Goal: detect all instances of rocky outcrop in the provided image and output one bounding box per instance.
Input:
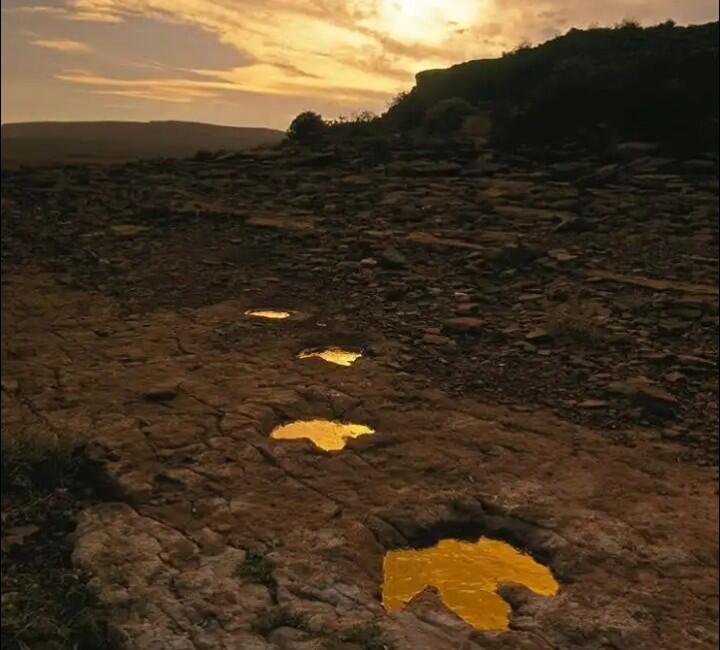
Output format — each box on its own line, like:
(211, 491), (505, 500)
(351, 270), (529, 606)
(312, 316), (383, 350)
(388, 21), (719, 151)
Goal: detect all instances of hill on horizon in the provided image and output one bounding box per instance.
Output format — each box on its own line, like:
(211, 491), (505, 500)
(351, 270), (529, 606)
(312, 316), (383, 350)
(1, 120), (285, 167)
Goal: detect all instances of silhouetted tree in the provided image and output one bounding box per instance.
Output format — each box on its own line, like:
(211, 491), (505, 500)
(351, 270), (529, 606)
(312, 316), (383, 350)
(287, 112), (326, 142)
(385, 91), (425, 129)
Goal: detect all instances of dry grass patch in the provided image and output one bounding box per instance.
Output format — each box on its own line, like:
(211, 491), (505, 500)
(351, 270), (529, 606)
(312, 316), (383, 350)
(1, 430), (114, 649)
(250, 607), (306, 635)
(323, 624), (396, 650)
(544, 296), (610, 345)
(1, 430), (83, 492)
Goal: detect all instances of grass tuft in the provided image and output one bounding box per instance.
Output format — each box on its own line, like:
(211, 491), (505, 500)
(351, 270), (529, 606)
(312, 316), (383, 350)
(1, 430), (83, 492)
(544, 296), (608, 345)
(324, 623), (396, 650)
(235, 550), (275, 587)
(1, 568), (112, 649)
(1, 430), (114, 649)
(250, 607), (306, 635)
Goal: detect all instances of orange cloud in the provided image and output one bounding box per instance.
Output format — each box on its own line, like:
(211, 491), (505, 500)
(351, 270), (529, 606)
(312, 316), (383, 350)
(56, 67), (391, 104)
(55, 69), (229, 102)
(11, 4), (123, 22)
(31, 38), (94, 52)
(30, 0), (719, 114)
(67, 12), (124, 23)
(62, 0), (465, 100)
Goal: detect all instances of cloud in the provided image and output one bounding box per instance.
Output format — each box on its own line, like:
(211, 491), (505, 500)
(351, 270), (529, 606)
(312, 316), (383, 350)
(55, 66), (392, 104)
(48, 0), (465, 110)
(62, 1), (452, 77)
(67, 11), (124, 22)
(31, 37), (93, 52)
(11, 5), (68, 16)
(55, 68), (229, 102)
(6, 2), (123, 22)
(4, 0), (719, 125)
(58, 0), (718, 95)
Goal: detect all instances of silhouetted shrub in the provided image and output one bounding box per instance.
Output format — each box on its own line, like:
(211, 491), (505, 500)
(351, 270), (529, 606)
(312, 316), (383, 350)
(424, 98), (474, 135)
(614, 18), (642, 30)
(332, 111), (377, 125)
(502, 40), (532, 57)
(326, 111), (384, 138)
(287, 111), (327, 142)
(385, 91), (426, 130)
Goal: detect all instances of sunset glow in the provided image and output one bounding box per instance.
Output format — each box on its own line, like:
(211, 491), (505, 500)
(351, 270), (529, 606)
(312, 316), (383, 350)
(375, 0), (484, 42)
(2, 0), (718, 127)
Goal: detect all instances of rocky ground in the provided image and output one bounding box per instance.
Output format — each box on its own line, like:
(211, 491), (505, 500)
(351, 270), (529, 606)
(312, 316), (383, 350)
(1, 138), (718, 649)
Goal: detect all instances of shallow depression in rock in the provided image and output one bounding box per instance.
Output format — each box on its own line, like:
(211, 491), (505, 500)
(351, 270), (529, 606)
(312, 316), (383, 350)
(244, 309), (291, 320)
(382, 537), (558, 630)
(298, 347), (362, 366)
(270, 419), (374, 451)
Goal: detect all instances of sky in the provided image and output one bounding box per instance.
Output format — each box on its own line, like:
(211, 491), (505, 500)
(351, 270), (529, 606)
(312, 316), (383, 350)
(2, 0), (718, 129)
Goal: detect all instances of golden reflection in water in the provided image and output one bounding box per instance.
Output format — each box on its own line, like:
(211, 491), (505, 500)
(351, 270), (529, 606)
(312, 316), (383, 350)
(245, 309), (291, 319)
(270, 419), (374, 451)
(298, 347), (362, 367)
(383, 538), (558, 630)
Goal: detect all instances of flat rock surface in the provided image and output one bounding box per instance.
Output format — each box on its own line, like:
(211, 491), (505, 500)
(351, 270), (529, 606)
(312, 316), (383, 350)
(2, 140), (718, 649)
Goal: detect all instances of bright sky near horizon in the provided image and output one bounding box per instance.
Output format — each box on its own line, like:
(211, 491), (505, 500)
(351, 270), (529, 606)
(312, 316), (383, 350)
(2, 0), (718, 129)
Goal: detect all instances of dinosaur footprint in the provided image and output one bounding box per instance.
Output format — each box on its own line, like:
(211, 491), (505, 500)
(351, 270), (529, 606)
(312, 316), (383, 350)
(383, 537), (558, 630)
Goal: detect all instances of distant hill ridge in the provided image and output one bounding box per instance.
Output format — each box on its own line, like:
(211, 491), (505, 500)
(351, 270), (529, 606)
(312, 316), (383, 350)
(1, 120), (284, 167)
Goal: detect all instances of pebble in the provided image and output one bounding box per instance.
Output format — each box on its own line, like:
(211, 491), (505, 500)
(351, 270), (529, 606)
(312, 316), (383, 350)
(442, 317), (485, 335)
(525, 328), (551, 343)
(143, 387), (178, 402)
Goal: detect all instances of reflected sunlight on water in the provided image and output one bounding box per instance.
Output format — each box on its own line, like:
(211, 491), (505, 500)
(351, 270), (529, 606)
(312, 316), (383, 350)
(298, 347), (362, 366)
(270, 419), (374, 451)
(383, 537), (558, 630)
(245, 309), (291, 319)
